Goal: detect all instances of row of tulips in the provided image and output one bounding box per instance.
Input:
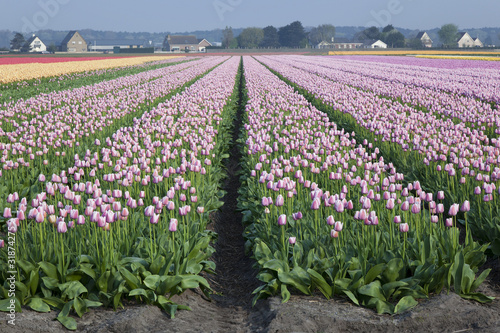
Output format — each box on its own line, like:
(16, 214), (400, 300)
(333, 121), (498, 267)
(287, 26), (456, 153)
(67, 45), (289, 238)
(328, 55), (500, 104)
(0, 56), (241, 329)
(0, 57), (226, 207)
(0, 55), (178, 84)
(256, 55), (500, 252)
(238, 56), (493, 315)
(0, 57), (187, 106)
(282, 55), (499, 136)
(0, 57), (200, 127)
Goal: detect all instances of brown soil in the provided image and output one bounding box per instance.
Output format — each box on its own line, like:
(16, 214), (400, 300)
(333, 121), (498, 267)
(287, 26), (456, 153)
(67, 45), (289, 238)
(2, 74), (500, 333)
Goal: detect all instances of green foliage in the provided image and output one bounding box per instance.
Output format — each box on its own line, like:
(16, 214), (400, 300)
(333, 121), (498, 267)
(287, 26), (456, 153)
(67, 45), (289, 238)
(260, 26), (280, 48)
(10, 32), (25, 50)
(357, 26), (381, 41)
(237, 28), (264, 49)
(438, 24), (459, 47)
(222, 26), (235, 49)
(308, 24), (336, 45)
(383, 31), (406, 48)
(278, 21), (307, 48)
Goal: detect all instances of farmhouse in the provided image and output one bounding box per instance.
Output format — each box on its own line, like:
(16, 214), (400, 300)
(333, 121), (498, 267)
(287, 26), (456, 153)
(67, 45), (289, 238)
(363, 39), (387, 49)
(22, 34), (47, 53)
(88, 40), (145, 52)
(456, 32), (474, 48)
(163, 35), (211, 52)
(60, 31), (87, 52)
(473, 37), (484, 48)
(415, 31), (433, 48)
(197, 39), (211, 52)
(317, 38), (363, 50)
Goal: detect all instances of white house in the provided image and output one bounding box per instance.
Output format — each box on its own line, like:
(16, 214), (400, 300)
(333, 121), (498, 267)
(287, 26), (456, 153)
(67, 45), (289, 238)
(22, 35), (47, 53)
(415, 32), (433, 48)
(363, 39), (387, 49)
(457, 32), (475, 48)
(473, 37), (484, 48)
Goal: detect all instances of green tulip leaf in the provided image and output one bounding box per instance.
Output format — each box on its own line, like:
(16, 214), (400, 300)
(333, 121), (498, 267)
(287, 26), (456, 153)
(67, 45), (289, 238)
(27, 297), (51, 313)
(59, 281), (88, 300)
(394, 296), (418, 314)
(57, 316), (77, 331)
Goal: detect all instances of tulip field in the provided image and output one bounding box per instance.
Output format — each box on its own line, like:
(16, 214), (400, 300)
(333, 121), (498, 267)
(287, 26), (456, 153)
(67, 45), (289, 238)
(0, 54), (498, 329)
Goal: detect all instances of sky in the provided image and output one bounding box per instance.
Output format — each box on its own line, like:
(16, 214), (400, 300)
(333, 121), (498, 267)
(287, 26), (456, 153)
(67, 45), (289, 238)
(1, 0), (499, 33)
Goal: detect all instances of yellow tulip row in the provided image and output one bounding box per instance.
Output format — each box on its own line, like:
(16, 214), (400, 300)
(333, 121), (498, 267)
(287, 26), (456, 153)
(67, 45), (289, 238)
(0, 56), (182, 84)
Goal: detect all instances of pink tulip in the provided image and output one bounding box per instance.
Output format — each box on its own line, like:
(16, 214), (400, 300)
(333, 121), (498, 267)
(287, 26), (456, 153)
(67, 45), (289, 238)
(311, 198), (321, 210)
(334, 221), (343, 232)
(150, 214), (159, 224)
(411, 203), (421, 214)
(169, 218), (178, 232)
(3, 207), (12, 218)
(57, 221), (67, 233)
(448, 203), (459, 216)
(278, 214), (287, 226)
(460, 200), (470, 212)
(386, 199), (395, 210)
(399, 223), (409, 233)
(437, 191), (444, 200)
(326, 215), (335, 226)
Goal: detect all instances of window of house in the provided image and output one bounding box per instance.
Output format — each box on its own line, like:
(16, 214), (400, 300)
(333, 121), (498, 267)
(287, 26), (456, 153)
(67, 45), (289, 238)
(79, 41), (82, 44)
(72, 41), (76, 44)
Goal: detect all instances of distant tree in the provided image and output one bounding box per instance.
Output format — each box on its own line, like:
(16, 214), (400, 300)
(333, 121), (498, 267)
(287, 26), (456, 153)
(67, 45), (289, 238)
(260, 26), (280, 48)
(382, 25), (395, 33)
(10, 32), (25, 51)
(237, 27), (264, 48)
(47, 43), (57, 53)
(438, 24), (459, 47)
(384, 31), (405, 48)
(356, 26), (381, 41)
(407, 38), (423, 49)
(484, 35), (493, 46)
(20, 41), (33, 53)
(278, 21), (307, 48)
(308, 24), (336, 46)
(222, 26), (234, 48)
(229, 38), (238, 49)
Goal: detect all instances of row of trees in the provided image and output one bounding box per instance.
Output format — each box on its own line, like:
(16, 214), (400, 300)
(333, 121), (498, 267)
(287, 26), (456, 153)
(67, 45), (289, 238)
(221, 22), (500, 50)
(222, 21), (336, 49)
(222, 22), (406, 49)
(355, 25), (405, 48)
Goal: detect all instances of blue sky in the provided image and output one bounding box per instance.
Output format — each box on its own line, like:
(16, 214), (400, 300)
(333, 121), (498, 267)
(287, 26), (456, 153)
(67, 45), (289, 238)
(1, 0), (499, 33)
